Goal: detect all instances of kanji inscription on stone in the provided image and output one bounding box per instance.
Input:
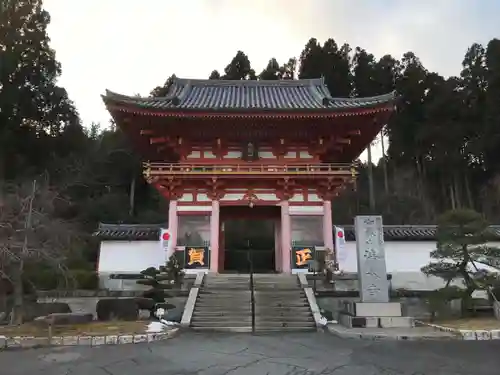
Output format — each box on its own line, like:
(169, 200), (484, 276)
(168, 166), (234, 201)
(355, 216), (389, 302)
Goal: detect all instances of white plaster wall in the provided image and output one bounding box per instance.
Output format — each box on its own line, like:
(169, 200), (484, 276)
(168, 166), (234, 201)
(98, 241), (165, 274)
(339, 241), (500, 290)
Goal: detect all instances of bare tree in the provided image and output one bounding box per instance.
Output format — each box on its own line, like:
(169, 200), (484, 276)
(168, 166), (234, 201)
(0, 178), (78, 324)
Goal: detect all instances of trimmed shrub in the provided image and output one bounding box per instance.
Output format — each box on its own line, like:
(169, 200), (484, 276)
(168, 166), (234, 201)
(134, 297), (155, 311)
(96, 298), (139, 321)
(142, 289), (168, 303)
(137, 255), (185, 303)
(155, 302), (176, 311)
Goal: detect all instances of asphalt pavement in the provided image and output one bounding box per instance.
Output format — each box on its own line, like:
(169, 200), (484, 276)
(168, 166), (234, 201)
(1, 331), (499, 374)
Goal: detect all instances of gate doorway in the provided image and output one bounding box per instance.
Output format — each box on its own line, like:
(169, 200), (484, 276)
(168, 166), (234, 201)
(220, 206), (280, 273)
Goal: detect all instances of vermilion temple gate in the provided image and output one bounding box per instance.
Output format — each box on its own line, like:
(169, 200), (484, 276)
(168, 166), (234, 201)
(102, 77), (395, 273)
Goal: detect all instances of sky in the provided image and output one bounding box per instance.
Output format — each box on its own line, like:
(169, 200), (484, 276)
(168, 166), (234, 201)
(43, 0), (500, 161)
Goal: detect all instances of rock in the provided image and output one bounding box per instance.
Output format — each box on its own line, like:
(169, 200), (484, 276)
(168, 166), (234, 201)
(23, 302), (71, 322)
(34, 313), (93, 326)
(138, 309), (151, 320)
(164, 307), (183, 323)
(96, 298), (138, 321)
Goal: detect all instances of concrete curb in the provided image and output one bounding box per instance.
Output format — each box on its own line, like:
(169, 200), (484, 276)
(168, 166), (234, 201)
(415, 320), (500, 341)
(327, 324), (457, 341)
(298, 273), (323, 331)
(180, 272), (204, 327)
(0, 327), (178, 350)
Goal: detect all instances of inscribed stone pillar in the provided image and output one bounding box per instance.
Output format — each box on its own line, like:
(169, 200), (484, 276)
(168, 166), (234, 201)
(354, 216), (389, 303)
(167, 200), (178, 260)
(281, 201), (291, 273)
(323, 200), (334, 250)
(210, 200), (220, 272)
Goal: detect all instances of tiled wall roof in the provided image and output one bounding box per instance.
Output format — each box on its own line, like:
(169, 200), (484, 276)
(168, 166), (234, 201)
(341, 225), (500, 241)
(93, 223), (165, 241)
(94, 223), (500, 242)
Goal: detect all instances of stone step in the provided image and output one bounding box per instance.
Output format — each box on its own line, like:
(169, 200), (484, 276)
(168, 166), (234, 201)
(255, 321), (316, 328)
(196, 298), (251, 304)
(254, 294), (306, 299)
(254, 295), (307, 300)
(192, 318), (252, 324)
(191, 320), (252, 327)
(195, 305), (252, 311)
(254, 297), (308, 302)
(197, 296), (251, 301)
(198, 292), (251, 298)
(255, 315), (314, 322)
(254, 327), (316, 332)
(193, 313), (252, 319)
(254, 297), (307, 302)
(255, 306), (311, 312)
(202, 284), (250, 292)
(254, 314), (312, 319)
(191, 326), (253, 333)
(254, 303), (309, 308)
(196, 301), (251, 306)
(252, 275), (297, 280)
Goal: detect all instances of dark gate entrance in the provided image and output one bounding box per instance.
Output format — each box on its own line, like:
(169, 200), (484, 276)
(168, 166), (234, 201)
(220, 206), (280, 273)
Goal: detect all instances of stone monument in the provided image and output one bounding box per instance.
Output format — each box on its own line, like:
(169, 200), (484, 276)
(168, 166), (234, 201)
(355, 216), (389, 303)
(338, 216), (414, 328)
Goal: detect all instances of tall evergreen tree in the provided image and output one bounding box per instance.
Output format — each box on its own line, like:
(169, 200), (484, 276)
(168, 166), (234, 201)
(0, 0), (80, 183)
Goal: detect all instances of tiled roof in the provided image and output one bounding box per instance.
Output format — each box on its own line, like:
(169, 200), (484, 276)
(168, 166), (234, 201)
(341, 225), (500, 241)
(102, 77), (396, 112)
(94, 223), (500, 242)
(93, 223), (164, 241)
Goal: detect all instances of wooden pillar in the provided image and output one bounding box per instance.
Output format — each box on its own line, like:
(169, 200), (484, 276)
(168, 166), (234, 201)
(168, 200), (178, 259)
(210, 200), (220, 272)
(281, 201), (291, 273)
(323, 200), (334, 251)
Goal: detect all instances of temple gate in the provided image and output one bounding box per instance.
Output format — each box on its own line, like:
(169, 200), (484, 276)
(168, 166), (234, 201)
(102, 78), (395, 273)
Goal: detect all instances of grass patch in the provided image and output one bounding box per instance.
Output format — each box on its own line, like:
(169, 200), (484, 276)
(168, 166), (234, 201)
(0, 321), (150, 337)
(434, 317), (500, 330)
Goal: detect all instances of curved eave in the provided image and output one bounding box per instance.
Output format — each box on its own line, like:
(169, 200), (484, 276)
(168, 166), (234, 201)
(104, 102), (396, 119)
(102, 88), (397, 119)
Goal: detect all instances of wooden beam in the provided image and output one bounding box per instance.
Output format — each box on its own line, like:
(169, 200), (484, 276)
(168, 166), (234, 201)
(150, 136), (167, 144)
(336, 138), (351, 145)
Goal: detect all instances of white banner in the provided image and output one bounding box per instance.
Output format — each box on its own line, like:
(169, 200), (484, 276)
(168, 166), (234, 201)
(160, 228), (173, 260)
(334, 226), (348, 264)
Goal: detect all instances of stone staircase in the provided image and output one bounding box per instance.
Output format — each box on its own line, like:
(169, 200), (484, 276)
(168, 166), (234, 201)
(190, 274), (252, 332)
(190, 273), (316, 332)
(253, 274), (316, 332)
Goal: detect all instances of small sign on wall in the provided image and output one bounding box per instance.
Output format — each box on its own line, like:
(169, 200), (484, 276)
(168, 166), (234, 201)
(335, 226), (347, 263)
(184, 247), (210, 269)
(160, 229), (171, 257)
(292, 246), (315, 269)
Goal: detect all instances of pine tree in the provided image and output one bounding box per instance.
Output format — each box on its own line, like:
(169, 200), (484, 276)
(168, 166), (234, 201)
(421, 209), (500, 315)
(137, 255), (185, 304)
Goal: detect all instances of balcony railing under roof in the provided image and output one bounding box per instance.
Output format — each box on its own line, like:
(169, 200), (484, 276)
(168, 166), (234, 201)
(143, 162), (356, 178)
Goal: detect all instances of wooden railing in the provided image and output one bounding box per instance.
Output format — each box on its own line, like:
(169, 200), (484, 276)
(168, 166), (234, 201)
(143, 162), (356, 177)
